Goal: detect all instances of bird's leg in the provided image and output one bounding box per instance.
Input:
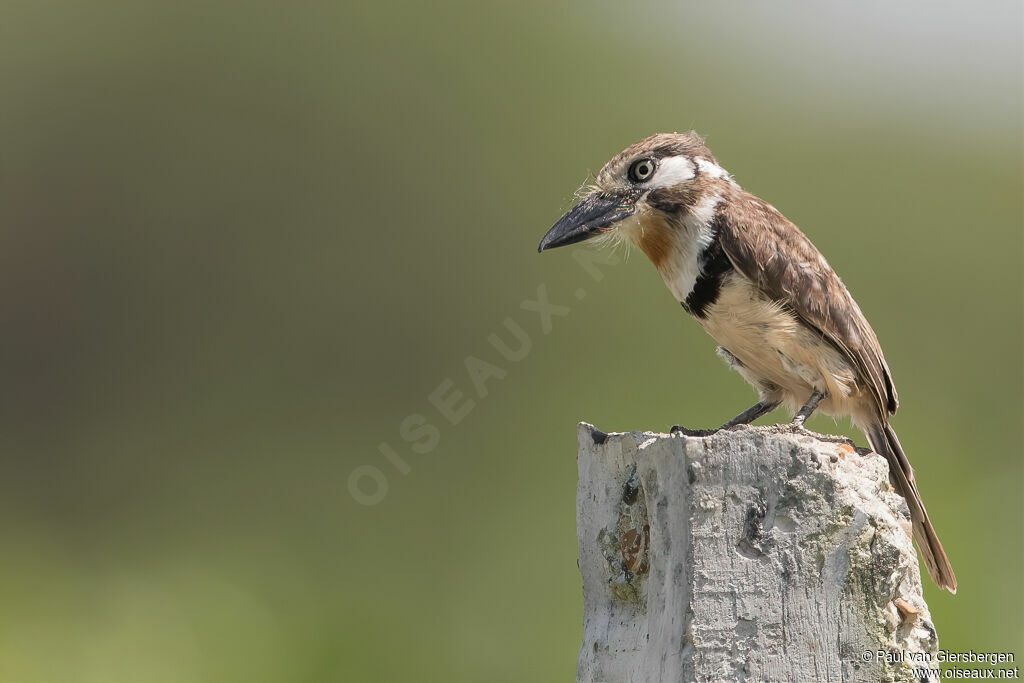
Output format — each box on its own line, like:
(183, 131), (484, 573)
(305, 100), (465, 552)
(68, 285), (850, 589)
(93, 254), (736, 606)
(721, 399), (781, 429)
(791, 389), (826, 426)
(672, 398), (781, 436)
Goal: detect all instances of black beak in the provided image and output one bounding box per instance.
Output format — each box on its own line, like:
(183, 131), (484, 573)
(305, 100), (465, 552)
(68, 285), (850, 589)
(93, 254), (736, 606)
(537, 193), (636, 252)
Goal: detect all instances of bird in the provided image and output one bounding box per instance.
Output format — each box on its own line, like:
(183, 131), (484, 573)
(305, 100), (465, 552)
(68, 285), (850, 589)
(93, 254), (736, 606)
(537, 132), (956, 593)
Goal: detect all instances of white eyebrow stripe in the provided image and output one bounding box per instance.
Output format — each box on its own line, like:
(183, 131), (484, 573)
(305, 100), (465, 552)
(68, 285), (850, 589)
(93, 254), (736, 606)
(695, 157), (730, 179)
(649, 156), (695, 188)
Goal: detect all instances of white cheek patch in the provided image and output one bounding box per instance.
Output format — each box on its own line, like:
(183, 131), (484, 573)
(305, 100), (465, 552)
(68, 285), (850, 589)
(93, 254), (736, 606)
(649, 156), (695, 188)
(664, 231), (712, 302)
(695, 158), (731, 179)
(664, 193), (722, 303)
(684, 193), (722, 233)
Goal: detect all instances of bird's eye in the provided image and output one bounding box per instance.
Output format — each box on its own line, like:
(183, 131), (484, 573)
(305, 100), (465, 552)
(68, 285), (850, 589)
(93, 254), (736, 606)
(628, 159), (656, 183)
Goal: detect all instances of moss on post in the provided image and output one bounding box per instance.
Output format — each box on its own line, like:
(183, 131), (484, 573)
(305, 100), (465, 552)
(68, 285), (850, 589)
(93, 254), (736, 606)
(576, 423), (939, 683)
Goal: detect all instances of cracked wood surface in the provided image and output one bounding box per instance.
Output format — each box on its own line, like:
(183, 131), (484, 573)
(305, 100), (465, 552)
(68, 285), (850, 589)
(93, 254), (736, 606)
(576, 423), (938, 683)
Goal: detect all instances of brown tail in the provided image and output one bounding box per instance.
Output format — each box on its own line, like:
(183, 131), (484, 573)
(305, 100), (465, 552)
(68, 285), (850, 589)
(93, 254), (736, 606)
(866, 421), (957, 593)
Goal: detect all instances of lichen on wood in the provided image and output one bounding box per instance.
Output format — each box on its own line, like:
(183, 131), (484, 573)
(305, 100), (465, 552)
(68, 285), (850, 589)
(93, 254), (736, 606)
(576, 423), (939, 683)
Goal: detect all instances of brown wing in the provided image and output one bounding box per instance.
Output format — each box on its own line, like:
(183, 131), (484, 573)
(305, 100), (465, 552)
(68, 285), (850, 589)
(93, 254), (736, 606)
(715, 190), (898, 417)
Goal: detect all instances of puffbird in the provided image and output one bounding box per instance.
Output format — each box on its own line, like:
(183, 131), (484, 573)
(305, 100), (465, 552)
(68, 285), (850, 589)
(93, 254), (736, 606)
(537, 132), (956, 593)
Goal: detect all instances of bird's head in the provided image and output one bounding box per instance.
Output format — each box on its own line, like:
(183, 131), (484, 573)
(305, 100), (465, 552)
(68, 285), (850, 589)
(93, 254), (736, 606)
(537, 132), (734, 258)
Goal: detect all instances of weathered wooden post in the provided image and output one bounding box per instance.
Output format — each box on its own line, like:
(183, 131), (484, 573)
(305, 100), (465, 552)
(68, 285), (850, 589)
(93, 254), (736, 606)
(576, 422), (939, 683)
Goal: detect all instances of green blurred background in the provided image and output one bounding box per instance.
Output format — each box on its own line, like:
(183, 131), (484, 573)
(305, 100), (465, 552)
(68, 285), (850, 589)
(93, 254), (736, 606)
(1, 1), (1021, 681)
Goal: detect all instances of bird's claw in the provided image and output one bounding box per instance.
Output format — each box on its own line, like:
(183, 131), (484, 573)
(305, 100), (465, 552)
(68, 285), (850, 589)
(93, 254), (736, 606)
(777, 422), (853, 445)
(670, 425), (718, 437)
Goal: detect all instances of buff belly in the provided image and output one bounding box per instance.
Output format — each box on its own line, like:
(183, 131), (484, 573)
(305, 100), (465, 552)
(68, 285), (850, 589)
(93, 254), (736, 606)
(698, 274), (864, 417)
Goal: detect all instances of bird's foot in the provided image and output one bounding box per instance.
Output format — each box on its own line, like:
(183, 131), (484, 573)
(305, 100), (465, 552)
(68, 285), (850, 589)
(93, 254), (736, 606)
(670, 425), (718, 437)
(782, 421), (816, 437)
